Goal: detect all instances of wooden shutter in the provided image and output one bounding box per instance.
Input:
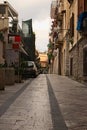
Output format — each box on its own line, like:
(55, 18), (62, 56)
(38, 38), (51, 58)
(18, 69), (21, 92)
(70, 13), (74, 37)
(84, 0), (87, 11)
(78, 0), (84, 17)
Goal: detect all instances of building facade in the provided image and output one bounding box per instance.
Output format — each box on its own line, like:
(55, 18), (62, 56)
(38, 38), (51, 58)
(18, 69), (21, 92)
(50, 0), (87, 82)
(0, 1), (19, 66)
(0, 1), (28, 67)
(22, 19), (36, 61)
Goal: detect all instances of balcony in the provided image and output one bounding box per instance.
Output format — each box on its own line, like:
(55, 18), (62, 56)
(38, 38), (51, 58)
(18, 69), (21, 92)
(57, 12), (63, 21)
(50, 1), (58, 19)
(0, 2), (18, 18)
(53, 32), (63, 48)
(0, 1), (18, 30)
(57, 33), (63, 43)
(57, 8), (66, 21)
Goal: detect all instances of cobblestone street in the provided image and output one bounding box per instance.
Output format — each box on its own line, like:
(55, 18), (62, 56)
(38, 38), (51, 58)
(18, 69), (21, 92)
(0, 74), (87, 130)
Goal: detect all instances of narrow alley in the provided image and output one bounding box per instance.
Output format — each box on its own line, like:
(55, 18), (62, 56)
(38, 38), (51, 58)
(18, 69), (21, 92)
(0, 74), (87, 130)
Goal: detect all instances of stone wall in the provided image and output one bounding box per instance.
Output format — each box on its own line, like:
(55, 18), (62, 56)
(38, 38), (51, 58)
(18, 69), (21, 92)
(69, 38), (87, 82)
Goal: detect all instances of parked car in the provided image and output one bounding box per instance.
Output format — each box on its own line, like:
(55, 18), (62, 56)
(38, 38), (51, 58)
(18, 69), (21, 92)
(21, 61), (38, 78)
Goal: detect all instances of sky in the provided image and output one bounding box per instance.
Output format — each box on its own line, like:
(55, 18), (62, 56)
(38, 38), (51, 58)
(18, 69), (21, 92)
(1, 0), (52, 52)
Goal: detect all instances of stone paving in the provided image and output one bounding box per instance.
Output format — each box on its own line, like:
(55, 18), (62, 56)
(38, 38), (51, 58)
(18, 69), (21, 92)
(0, 79), (30, 108)
(47, 74), (87, 130)
(0, 74), (87, 130)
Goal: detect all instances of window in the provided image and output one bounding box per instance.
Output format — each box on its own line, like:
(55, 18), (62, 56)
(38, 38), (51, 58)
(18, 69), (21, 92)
(78, 0), (87, 17)
(78, 0), (84, 17)
(70, 13), (74, 37)
(70, 57), (73, 75)
(84, 0), (87, 11)
(0, 5), (6, 15)
(67, 0), (73, 4)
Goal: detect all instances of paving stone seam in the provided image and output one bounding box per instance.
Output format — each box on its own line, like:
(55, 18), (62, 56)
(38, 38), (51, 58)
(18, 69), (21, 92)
(46, 75), (68, 130)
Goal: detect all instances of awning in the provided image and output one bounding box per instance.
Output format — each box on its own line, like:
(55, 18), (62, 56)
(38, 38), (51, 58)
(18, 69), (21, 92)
(77, 12), (87, 31)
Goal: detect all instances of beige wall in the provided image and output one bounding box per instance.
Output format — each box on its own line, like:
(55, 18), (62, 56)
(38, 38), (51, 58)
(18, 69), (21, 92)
(61, 0), (70, 75)
(0, 30), (8, 64)
(69, 0), (78, 46)
(0, 18), (9, 30)
(61, 0), (80, 75)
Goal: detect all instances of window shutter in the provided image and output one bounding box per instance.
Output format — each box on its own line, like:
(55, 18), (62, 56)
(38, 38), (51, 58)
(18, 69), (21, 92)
(78, 0), (84, 17)
(84, 0), (87, 11)
(70, 13), (74, 37)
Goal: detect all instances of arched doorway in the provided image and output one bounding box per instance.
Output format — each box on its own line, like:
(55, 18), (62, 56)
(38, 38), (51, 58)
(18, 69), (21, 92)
(83, 45), (87, 76)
